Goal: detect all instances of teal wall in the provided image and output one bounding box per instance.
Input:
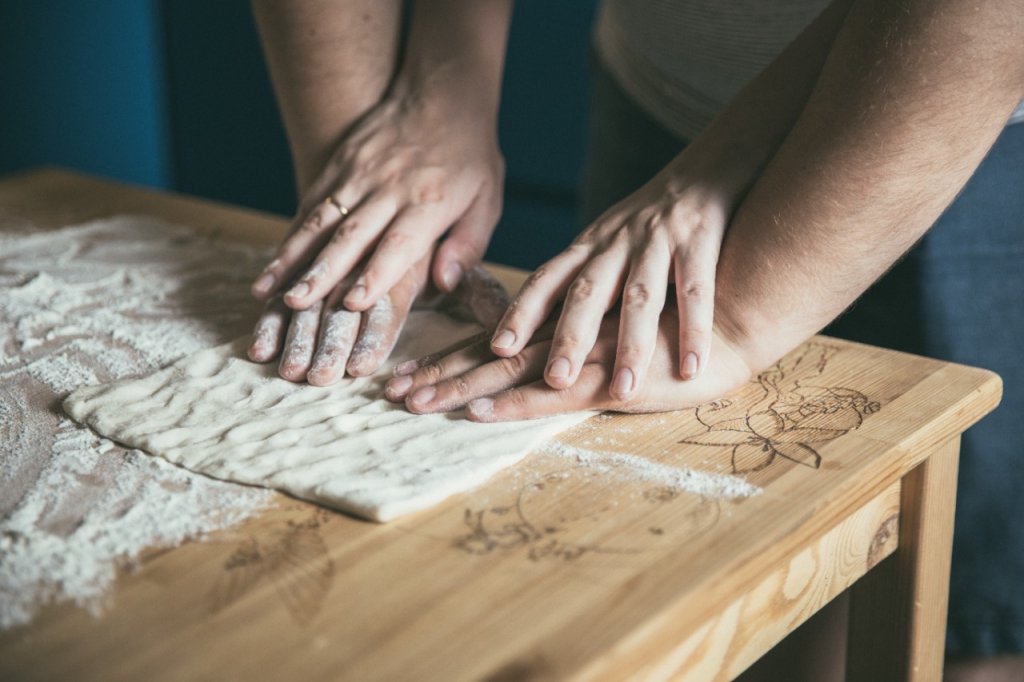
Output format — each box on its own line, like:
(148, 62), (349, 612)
(1, 1), (597, 268)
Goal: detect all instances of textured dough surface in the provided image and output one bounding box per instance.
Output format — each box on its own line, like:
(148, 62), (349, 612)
(64, 311), (593, 522)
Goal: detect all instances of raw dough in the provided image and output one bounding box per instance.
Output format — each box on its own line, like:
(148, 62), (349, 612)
(64, 311), (593, 522)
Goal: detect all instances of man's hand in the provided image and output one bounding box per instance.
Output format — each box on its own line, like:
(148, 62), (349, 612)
(385, 306), (754, 421)
(487, 161), (734, 404)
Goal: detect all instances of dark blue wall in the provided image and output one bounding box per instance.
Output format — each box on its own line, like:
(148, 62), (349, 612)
(1, 1), (597, 269)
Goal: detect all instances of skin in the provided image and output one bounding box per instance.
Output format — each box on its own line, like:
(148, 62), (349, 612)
(391, 0), (1024, 424)
(249, 0), (512, 383)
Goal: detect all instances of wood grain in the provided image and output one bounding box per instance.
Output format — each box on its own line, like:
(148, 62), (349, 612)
(0, 169), (1003, 681)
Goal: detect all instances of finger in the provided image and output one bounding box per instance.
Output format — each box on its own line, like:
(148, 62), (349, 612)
(282, 195), (399, 310)
(278, 300), (323, 382)
(306, 291), (360, 387)
(674, 236), (719, 380)
(342, 205), (450, 312)
(384, 333), (495, 402)
(544, 246), (628, 390)
(451, 265), (510, 331)
(248, 298), (289, 363)
(252, 195), (352, 300)
(488, 245), (592, 357)
(405, 341), (552, 414)
(466, 362), (613, 422)
(612, 239), (670, 400)
(345, 255), (429, 377)
(432, 189), (501, 292)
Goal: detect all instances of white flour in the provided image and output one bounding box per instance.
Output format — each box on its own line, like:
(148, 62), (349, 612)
(0, 215), (274, 630)
(543, 442), (762, 500)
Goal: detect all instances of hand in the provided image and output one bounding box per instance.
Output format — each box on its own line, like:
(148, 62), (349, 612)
(486, 160), (733, 404)
(250, 81), (504, 314)
(248, 260), (510, 386)
(384, 306), (754, 421)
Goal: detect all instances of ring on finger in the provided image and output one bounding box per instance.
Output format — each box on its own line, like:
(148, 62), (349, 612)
(324, 196), (350, 217)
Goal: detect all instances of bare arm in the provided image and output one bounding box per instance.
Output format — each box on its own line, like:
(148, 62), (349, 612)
(717, 0), (1024, 372)
(252, 0), (402, 192)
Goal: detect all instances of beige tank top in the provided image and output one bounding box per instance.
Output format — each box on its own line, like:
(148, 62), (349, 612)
(595, 0), (1024, 141)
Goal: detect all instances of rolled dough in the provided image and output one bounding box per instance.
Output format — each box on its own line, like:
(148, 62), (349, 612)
(64, 311), (594, 522)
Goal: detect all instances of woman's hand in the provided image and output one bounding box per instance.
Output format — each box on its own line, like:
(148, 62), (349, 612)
(249, 259), (509, 386)
(250, 80), (504, 315)
(486, 159), (735, 404)
(384, 306), (754, 421)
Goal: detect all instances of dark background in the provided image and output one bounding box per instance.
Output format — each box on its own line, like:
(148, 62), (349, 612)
(0, 0), (598, 269)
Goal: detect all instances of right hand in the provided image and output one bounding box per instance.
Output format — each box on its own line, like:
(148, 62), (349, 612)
(249, 82), (505, 316)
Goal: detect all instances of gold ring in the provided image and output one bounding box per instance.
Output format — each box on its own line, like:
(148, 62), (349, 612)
(325, 196), (350, 217)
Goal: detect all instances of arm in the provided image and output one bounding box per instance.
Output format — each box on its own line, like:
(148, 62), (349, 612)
(252, 0), (402, 192)
(484, 0), (857, 400)
(387, 0), (1023, 420)
(247, 0), (514, 385)
(716, 0), (1024, 373)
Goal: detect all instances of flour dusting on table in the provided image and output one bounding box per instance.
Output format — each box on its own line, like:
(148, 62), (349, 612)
(0, 215), (273, 630)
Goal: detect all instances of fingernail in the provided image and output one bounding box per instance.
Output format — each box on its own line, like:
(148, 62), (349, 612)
(612, 368), (634, 397)
(345, 284), (367, 307)
(253, 272), (275, 293)
(548, 357), (571, 380)
(394, 360), (418, 376)
(682, 352), (699, 379)
(441, 262), (463, 292)
(388, 375), (413, 396)
(467, 398), (494, 421)
(491, 329), (516, 350)
(409, 386), (436, 407)
(287, 281), (310, 299)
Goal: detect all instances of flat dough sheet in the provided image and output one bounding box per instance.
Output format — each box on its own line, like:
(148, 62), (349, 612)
(64, 311), (593, 522)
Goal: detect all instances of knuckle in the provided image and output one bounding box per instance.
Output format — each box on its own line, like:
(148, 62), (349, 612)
(554, 332), (582, 352)
(567, 277), (595, 303)
(524, 266), (549, 288)
(417, 362), (445, 384)
(623, 282), (652, 309)
(616, 342), (644, 362)
(499, 352), (529, 378)
(448, 375), (472, 398)
(679, 280), (709, 300)
(378, 230), (410, 252)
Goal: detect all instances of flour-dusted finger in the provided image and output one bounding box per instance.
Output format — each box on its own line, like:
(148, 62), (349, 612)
(384, 333), (494, 402)
(283, 195), (399, 310)
(278, 300), (324, 382)
(405, 341), (552, 414)
(466, 362), (612, 422)
(544, 244), (628, 390)
(247, 298), (289, 363)
(674, 234), (720, 380)
(307, 303), (360, 387)
(346, 254), (428, 377)
(489, 245), (591, 357)
(611, 238), (671, 400)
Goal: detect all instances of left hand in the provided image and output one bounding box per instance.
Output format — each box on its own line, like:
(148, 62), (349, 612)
(384, 305), (754, 421)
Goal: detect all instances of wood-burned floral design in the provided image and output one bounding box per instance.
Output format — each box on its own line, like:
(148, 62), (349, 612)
(679, 343), (881, 474)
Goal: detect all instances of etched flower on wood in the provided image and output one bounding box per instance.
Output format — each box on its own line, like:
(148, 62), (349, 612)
(679, 343), (881, 474)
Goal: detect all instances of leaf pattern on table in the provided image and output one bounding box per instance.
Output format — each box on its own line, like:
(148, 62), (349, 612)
(680, 342), (881, 474)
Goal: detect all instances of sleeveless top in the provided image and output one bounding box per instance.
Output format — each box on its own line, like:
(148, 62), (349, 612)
(594, 0), (1024, 141)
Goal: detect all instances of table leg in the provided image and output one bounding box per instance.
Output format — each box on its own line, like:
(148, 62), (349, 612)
(846, 436), (961, 681)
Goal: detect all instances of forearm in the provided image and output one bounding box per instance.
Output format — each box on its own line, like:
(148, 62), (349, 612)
(396, 0), (513, 119)
(716, 0), (1024, 371)
(674, 0), (856, 201)
(252, 0), (402, 191)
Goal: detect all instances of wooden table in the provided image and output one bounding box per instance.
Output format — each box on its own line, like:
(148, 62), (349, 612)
(0, 170), (1003, 681)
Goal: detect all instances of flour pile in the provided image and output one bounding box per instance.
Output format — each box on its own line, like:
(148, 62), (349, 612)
(0, 215), (274, 630)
